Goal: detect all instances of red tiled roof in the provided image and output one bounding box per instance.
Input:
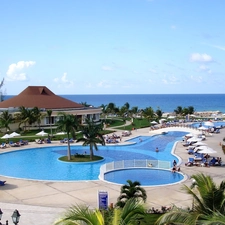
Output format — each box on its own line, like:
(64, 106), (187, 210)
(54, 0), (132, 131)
(0, 86), (84, 109)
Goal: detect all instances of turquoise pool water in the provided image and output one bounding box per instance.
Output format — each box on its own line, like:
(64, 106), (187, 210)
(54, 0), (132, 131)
(104, 168), (184, 186)
(192, 121), (225, 128)
(0, 131), (187, 182)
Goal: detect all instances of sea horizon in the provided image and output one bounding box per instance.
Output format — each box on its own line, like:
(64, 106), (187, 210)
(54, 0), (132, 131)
(4, 94), (225, 114)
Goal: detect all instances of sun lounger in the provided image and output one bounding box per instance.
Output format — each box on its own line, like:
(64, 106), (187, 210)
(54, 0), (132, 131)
(0, 143), (6, 148)
(0, 180), (6, 186)
(35, 139), (43, 144)
(9, 141), (20, 147)
(185, 158), (195, 166)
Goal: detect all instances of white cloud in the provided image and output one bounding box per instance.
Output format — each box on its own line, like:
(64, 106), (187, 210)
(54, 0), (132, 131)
(97, 80), (111, 88)
(198, 65), (212, 73)
(211, 44), (225, 51)
(149, 69), (157, 74)
(190, 53), (213, 63)
(162, 75), (180, 84)
(171, 25), (177, 30)
(6, 61), (36, 81)
(101, 66), (113, 71)
(54, 72), (74, 86)
(190, 75), (203, 83)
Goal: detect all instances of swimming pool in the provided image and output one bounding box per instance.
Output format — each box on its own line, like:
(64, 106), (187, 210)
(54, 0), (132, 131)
(192, 121), (225, 128)
(0, 131), (187, 181)
(104, 168), (184, 186)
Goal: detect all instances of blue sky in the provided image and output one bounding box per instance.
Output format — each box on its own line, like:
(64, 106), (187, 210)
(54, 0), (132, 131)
(0, 0), (224, 95)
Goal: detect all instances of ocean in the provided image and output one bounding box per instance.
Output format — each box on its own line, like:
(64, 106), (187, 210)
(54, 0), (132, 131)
(5, 94), (225, 113)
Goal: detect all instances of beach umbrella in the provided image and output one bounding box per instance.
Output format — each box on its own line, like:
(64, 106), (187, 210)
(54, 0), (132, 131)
(36, 130), (48, 136)
(185, 133), (194, 137)
(1, 134), (12, 139)
(168, 116), (176, 119)
(197, 126), (208, 131)
(204, 121), (214, 127)
(188, 137), (202, 143)
(10, 132), (20, 137)
(197, 146), (217, 154)
(56, 131), (66, 135)
(150, 121), (158, 125)
(192, 141), (208, 146)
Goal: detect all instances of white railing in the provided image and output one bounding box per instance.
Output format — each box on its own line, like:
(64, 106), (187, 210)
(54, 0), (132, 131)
(99, 160), (171, 181)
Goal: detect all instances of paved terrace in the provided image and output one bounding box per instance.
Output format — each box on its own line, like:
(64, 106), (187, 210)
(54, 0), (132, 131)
(1, 126), (225, 225)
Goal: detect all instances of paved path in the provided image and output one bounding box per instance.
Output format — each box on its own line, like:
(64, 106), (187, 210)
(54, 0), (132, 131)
(1, 126), (225, 224)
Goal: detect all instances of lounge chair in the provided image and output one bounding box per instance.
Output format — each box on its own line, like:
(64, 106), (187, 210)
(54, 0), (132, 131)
(35, 139), (43, 144)
(0, 180), (6, 186)
(185, 158), (195, 166)
(0, 143), (6, 148)
(9, 141), (20, 147)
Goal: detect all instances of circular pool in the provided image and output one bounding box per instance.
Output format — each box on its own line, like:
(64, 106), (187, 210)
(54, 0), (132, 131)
(104, 168), (185, 186)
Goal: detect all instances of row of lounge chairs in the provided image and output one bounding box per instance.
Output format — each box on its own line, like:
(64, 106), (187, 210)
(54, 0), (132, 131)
(60, 138), (74, 143)
(185, 156), (222, 167)
(35, 138), (51, 144)
(0, 140), (28, 148)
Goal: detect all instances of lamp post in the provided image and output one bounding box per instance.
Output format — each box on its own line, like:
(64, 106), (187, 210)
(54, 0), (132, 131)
(0, 209), (20, 225)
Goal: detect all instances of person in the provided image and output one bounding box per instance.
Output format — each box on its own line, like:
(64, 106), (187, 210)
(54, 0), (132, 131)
(156, 147), (159, 152)
(171, 166), (176, 173)
(173, 160), (177, 167)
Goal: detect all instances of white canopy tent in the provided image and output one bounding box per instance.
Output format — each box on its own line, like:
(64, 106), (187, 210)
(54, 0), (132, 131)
(1, 134), (12, 139)
(36, 130), (48, 136)
(10, 132), (20, 137)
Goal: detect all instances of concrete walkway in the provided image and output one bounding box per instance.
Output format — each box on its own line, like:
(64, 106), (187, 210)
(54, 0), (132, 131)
(1, 126), (225, 224)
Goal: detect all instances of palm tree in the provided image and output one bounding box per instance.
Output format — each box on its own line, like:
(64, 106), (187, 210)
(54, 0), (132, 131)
(0, 110), (14, 132)
(142, 107), (155, 122)
(17, 106), (35, 131)
(155, 108), (163, 120)
(54, 198), (146, 225)
(32, 107), (43, 129)
(76, 119), (105, 160)
(156, 173), (225, 225)
(0, 78), (5, 102)
(174, 106), (183, 116)
(56, 113), (80, 160)
(46, 109), (53, 136)
(116, 180), (147, 208)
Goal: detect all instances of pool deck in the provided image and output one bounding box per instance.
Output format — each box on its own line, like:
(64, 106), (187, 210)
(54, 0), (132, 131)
(1, 126), (225, 224)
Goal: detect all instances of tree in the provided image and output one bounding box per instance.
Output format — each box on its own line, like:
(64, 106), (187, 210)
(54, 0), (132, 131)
(188, 106), (195, 115)
(155, 108), (163, 120)
(156, 173), (225, 225)
(174, 106), (183, 115)
(106, 103), (117, 115)
(56, 113), (80, 160)
(0, 110), (14, 132)
(46, 109), (53, 136)
(54, 198), (146, 225)
(0, 78), (5, 102)
(33, 107), (43, 129)
(17, 106), (36, 131)
(76, 119), (105, 160)
(142, 107), (155, 122)
(116, 180), (147, 208)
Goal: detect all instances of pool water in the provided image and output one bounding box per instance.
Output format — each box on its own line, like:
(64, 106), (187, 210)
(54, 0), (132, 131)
(104, 168), (184, 186)
(0, 131), (187, 181)
(192, 121), (225, 128)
